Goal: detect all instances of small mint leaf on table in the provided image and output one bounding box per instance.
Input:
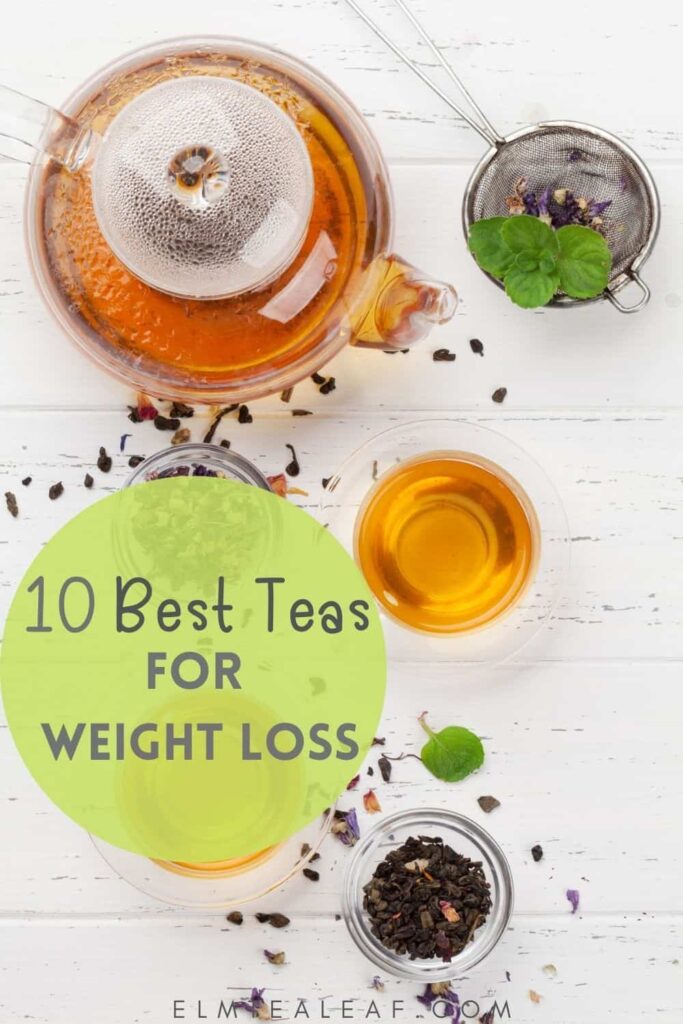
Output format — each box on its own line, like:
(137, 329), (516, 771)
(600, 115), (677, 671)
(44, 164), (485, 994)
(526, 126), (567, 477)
(500, 214), (559, 258)
(504, 265), (559, 309)
(418, 712), (484, 782)
(556, 225), (612, 299)
(467, 217), (515, 278)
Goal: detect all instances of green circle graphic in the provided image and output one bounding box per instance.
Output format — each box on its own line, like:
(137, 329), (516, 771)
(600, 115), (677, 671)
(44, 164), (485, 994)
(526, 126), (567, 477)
(0, 479), (386, 861)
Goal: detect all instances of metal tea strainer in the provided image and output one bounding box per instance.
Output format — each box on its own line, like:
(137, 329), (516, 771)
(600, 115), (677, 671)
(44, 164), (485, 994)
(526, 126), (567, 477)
(344, 0), (660, 312)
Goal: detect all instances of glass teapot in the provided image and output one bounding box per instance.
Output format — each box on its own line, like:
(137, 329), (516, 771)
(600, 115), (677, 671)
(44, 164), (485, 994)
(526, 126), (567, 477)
(0, 38), (456, 404)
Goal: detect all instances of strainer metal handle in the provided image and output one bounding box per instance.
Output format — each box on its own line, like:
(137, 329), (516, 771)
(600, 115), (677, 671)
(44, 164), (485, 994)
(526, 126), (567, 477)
(342, 0), (504, 147)
(606, 272), (651, 315)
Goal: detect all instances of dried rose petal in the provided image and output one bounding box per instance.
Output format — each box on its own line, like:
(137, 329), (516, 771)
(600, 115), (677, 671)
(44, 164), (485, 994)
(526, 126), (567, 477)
(266, 473), (288, 497)
(346, 774), (360, 791)
(439, 900), (461, 924)
(363, 789), (382, 814)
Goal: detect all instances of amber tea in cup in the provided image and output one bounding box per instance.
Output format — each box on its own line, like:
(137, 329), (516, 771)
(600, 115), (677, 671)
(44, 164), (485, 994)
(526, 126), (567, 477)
(354, 452), (540, 635)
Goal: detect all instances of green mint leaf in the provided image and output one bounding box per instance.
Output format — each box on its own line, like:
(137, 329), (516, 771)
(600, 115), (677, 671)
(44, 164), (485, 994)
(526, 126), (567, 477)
(501, 215), (559, 258)
(419, 714), (484, 782)
(467, 218), (515, 278)
(504, 264), (559, 308)
(556, 225), (612, 299)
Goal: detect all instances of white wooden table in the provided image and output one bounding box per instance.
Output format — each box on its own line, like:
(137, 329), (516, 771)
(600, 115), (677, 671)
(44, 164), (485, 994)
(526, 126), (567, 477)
(1, 1), (681, 1020)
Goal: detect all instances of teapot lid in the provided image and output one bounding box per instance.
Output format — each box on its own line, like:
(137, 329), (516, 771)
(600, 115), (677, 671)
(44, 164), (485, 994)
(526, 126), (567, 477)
(91, 75), (314, 300)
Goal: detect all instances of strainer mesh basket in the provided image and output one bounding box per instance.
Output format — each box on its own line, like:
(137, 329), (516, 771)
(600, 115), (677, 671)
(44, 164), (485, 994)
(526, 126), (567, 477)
(464, 124), (655, 283)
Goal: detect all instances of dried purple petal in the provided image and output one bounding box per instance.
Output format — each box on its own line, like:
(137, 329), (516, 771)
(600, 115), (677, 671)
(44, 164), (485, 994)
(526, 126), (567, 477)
(568, 149), (583, 162)
(372, 977), (384, 992)
(264, 949), (285, 965)
(588, 199), (612, 218)
(347, 774), (360, 790)
(566, 888), (580, 914)
(119, 433), (132, 453)
(234, 987), (268, 1016)
(332, 808), (360, 846)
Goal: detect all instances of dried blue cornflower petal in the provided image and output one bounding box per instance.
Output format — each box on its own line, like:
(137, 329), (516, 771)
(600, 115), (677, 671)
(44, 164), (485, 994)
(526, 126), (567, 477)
(568, 149), (583, 162)
(234, 987), (269, 1017)
(120, 433), (132, 453)
(566, 888), (580, 914)
(589, 199), (612, 218)
(371, 976), (385, 991)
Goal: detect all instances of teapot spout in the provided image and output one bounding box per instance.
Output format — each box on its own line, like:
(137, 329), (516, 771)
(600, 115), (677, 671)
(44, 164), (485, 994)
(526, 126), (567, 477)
(0, 84), (95, 170)
(351, 254), (457, 350)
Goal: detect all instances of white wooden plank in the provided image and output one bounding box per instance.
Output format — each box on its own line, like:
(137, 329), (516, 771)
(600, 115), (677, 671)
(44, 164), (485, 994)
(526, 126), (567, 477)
(1, 659), (682, 915)
(0, 914), (680, 1023)
(0, 0), (680, 162)
(0, 160), (679, 411)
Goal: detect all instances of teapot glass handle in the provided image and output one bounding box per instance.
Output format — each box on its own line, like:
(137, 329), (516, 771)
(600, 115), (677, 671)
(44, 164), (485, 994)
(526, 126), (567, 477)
(0, 84), (94, 170)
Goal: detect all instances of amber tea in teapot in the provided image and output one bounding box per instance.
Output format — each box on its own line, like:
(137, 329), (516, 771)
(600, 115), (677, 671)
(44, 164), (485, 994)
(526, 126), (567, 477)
(7, 39), (457, 403)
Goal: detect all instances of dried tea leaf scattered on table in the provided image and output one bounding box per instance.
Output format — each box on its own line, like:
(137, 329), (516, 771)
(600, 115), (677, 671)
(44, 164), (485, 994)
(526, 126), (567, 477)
(477, 795), (501, 813)
(97, 446), (112, 473)
(48, 482), (64, 500)
(378, 755), (392, 783)
(470, 338), (484, 356)
(319, 376), (336, 395)
(292, 409), (313, 416)
(285, 443), (300, 477)
(154, 414), (180, 432)
(170, 402), (194, 418)
(226, 911), (243, 925)
(83, 473), (94, 489)
(171, 427), (191, 446)
(238, 404), (253, 424)
(255, 912), (290, 929)
(531, 844), (544, 862)
(433, 348), (456, 362)
(127, 455), (144, 468)
(303, 868), (319, 881)
(5, 492), (18, 518)
(492, 387), (508, 404)
(22, 477), (32, 486)
(280, 388), (293, 403)
(203, 405), (238, 443)
(311, 372), (325, 384)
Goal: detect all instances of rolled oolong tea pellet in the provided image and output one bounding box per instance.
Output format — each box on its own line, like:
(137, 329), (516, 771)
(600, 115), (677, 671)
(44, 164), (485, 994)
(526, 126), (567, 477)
(363, 835), (492, 962)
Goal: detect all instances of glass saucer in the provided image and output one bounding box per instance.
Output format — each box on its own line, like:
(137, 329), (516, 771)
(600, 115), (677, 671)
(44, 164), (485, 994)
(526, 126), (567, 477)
(91, 807), (333, 909)
(322, 419), (569, 663)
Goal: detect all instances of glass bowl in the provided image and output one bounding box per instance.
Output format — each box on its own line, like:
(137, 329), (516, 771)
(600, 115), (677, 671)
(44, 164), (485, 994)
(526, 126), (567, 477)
(342, 808), (513, 981)
(91, 806), (334, 909)
(124, 442), (272, 489)
(322, 419), (570, 663)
